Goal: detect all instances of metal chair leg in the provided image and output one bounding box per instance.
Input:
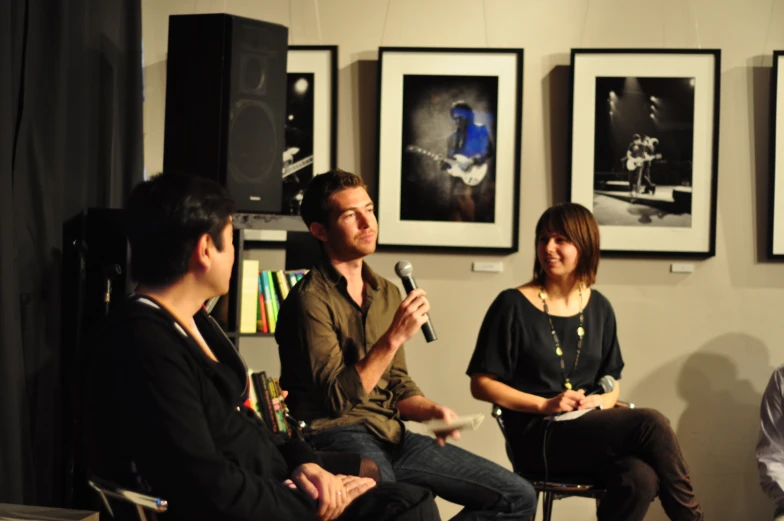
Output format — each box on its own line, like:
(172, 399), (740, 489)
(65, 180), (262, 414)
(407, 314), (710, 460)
(542, 491), (554, 521)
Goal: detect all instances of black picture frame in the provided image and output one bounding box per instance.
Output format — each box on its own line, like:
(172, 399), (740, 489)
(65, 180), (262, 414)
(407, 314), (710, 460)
(375, 47), (523, 254)
(246, 45), (338, 242)
(769, 51), (784, 258)
(569, 48), (721, 257)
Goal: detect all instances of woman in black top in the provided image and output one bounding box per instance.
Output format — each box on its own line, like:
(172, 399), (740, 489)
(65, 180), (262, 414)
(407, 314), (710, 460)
(467, 203), (703, 521)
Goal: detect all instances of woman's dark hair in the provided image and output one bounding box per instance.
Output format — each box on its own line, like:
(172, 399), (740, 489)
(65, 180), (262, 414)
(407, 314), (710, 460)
(299, 169), (367, 228)
(126, 172), (235, 286)
(532, 202), (600, 286)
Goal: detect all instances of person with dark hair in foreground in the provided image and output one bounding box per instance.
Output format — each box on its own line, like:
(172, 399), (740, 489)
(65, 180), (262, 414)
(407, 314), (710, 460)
(275, 169), (537, 521)
(467, 202), (704, 521)
(83, 172), (440, 521)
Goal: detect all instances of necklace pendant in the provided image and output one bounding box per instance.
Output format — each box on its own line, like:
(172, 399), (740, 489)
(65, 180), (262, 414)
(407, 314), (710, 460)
(556, 347), (563, 356)
(564, 381), (572, 390)
(577, 326), (585, 338)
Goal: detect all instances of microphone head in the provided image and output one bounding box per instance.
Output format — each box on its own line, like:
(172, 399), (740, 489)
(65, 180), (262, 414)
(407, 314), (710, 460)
(598, 375), (616, 394)
(395, 260), (414, 278)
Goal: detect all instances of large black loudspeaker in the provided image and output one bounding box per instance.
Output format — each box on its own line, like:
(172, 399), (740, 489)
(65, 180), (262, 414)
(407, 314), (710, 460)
(163, 14), (288, 213)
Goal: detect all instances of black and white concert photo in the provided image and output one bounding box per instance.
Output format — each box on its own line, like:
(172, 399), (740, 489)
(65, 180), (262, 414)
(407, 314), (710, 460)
(399, 74), (497, 223)
(281, 72), (316, 215)
(592, 76), (695, 227)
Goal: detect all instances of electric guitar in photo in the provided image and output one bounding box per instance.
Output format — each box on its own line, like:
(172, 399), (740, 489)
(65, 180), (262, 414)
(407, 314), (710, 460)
(405, 145), (488, 186)
(625, 153), (662, 171)
(281, 147), (314, 178)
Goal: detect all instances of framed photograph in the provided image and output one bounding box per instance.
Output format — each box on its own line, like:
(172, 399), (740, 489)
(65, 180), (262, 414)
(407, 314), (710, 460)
(246, 45), (337, 242)
(769, 51), (784, 258)
(569, 49), (721, 257)
(376, 47), (523, 253)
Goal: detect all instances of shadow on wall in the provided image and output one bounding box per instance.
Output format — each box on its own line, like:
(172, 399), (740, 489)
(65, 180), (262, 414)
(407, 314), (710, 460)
(629, 334), (774, 521)
(747, 57), (771, 265)
(349, 57), (379, 200)
(542, 63), (571, 205)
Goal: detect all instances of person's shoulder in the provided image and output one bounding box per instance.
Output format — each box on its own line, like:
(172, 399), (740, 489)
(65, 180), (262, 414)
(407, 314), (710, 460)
(286, 269), (332, 308)
(103, 297), (171, 333)
(497, 287), (525, 301)
(586, 288), (614, 312)
(289, 268), (323, 293)
(771, 364), (784, 384)
(489, 287), (528, 311)
(375, 273), (401, 293)
(88, 297), (185, 363)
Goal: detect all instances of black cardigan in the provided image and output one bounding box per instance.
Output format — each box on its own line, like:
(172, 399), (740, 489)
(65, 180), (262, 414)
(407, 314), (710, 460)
(84, 295), (319, 521)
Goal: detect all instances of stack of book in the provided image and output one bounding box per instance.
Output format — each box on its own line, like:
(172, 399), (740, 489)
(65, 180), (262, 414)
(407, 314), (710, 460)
(239, 259), (308, 334)
(247, 370), (291, 437)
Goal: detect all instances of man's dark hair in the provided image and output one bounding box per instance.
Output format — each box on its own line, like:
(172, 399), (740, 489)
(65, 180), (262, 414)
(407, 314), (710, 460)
(299, 169), (367, 227)
(126, 173), (235, 287)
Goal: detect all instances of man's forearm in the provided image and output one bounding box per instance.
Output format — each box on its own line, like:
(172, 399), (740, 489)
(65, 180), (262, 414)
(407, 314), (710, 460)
(354, 334), (400, 394)
(396, 395), (440, 422)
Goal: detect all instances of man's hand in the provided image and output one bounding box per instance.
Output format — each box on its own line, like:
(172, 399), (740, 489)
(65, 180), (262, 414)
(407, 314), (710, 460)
(396, 396), (462, 446)
(431, 405), (461, 447)
(538, 389), (586, 415)
(339, 475), (376, 505)
(291, 463), (375, 520)
(383, 288), (430, 349)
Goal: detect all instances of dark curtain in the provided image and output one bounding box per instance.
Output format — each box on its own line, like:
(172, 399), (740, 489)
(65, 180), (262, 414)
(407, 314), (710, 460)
(0, 0), (143, 506)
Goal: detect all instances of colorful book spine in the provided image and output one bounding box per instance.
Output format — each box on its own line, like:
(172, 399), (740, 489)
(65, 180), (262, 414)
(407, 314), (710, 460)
(257, 272), (268, 333)
(275, 270), (290, 300)
(258, 371), (278, 432)
(265, 270), (280, 325)
(287, 271), (298, 290)
(252, 372), (275, 431)
(272, 378), (292, 437)
(260, 271), (276, 333)
(267, 376), (288, 435)
(239, 259), (259, 333)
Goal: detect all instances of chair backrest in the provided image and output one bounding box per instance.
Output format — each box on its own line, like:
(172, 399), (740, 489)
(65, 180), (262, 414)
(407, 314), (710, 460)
(490, 404), (519, 472)
(88, 476), (167, 521)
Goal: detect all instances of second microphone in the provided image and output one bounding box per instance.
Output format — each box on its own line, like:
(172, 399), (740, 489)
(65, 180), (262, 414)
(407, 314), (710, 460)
(394, 260), (437, 343)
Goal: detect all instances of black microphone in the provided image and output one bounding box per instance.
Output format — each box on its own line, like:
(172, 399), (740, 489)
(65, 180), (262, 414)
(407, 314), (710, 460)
(583, 375), (616, 397)
(394, 260), (437, 343)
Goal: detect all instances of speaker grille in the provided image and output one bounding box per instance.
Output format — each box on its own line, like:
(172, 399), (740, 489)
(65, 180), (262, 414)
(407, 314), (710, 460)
(239, 54), (268, 95)
(163, 14), (287, 213)
(229, 99), (277, 184)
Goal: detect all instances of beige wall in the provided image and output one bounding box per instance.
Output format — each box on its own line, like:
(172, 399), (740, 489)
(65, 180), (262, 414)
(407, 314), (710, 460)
(142, 1), (784, 519)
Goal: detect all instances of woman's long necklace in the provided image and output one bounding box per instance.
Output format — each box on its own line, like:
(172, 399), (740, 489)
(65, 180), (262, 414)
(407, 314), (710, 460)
(539, 285), (585, 391)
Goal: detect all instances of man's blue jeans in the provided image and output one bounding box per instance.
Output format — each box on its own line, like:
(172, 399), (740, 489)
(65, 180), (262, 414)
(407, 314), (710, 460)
(310, 424), (537, 521)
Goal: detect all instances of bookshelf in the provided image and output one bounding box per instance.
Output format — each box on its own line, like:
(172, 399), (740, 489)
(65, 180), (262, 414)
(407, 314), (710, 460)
(223, 213), (317, 347)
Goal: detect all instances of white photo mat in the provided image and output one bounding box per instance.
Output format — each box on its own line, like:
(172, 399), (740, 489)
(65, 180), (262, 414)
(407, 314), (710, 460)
(376, 48), (522, 252)
(570, 50), (720, 256)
